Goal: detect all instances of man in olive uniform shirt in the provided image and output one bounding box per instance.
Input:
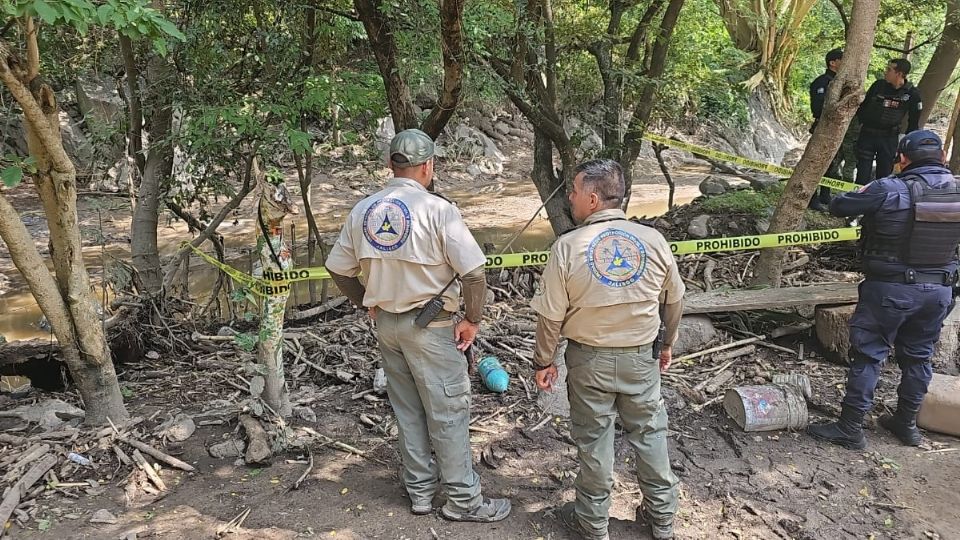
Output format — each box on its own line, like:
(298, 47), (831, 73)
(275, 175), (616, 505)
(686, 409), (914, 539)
(326, 129), (511, 523)
(532, 160), (684, 540)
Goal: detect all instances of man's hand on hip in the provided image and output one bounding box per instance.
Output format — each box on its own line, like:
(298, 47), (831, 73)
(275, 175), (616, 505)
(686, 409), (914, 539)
(454, 319), (479, 351)
(659, 345), (673, 373)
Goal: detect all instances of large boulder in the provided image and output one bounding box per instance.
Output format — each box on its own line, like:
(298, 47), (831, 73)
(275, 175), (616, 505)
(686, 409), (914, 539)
(687, 214), (711, 239)
(75, 75), (124, 134)
(673, 315), (718, 356)
(563, 117), (603, 156)
(699, 176), (727, 195)
(0, 114), (28, 156)
(372, 116), (396, 163)
(59, 112), (94, 169)
(450, 124), (505, 174)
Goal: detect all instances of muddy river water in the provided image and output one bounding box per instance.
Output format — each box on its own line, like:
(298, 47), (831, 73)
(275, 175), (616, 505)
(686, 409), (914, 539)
(0, 171), (703, 341)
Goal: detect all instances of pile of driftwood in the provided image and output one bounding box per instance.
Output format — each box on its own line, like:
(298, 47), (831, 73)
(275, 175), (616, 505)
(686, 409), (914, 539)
(0, 412), (196, 531)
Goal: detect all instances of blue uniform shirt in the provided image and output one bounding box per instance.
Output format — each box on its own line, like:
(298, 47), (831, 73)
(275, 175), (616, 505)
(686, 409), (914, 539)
(829, 162), (960, 276)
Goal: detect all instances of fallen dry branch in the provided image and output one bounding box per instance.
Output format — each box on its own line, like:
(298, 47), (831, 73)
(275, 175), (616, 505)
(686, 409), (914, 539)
(117, 436), (197, 472)
(131, 449), (167, 491)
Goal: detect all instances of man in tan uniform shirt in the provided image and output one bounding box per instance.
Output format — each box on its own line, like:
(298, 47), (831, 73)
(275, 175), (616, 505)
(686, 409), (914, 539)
(532, 160), (684, 540)
(326, 129), (511, 523)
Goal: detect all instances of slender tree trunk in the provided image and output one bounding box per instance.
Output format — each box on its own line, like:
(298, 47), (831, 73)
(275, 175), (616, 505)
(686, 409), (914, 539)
(132, 55), (175, 296)
(620, 0), (685, 206)
(916, 0), (960, 126)
(752, 0), (881, 286)
(255, 165), (295, 418)
(119, 36), (145, 175)
(951, 100), (960, 172)
(0, 37), (127, 425)
(354, 0), (418, 131)
(420, 0), (466, 138)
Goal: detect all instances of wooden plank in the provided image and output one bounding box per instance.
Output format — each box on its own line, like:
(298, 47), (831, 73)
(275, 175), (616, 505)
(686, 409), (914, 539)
(683, 283), (859, 314)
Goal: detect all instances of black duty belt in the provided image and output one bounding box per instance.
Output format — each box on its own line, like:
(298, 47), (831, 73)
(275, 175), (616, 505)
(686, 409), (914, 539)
(860, 125), (900, 136)
(866, 270), (958, 285)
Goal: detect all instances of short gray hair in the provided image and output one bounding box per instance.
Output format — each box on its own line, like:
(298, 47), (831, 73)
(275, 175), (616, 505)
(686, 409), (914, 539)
(574, 159), (625, 208)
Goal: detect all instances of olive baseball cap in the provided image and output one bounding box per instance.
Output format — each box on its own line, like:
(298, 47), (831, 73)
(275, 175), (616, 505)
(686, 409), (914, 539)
(898, 130), (943, 162)
(389, 129), (435, 166)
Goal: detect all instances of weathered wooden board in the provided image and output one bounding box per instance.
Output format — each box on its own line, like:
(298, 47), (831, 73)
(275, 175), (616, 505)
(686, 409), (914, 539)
(683, 283), (860, 314)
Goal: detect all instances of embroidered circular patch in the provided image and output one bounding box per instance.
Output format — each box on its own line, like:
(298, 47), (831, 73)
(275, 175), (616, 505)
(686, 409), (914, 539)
(586, 229), (647, 287)
(362, 198), (412, 251)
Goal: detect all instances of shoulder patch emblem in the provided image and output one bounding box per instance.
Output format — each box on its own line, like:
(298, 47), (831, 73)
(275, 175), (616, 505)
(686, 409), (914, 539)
(586, 229), (647, 288)
(362, 198), (412, 251)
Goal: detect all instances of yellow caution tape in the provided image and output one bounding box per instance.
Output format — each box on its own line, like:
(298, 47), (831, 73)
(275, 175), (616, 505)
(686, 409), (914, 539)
(484, 226), (861, 268)
(187, 226), (862, 295)
(642, 133), (860, 193)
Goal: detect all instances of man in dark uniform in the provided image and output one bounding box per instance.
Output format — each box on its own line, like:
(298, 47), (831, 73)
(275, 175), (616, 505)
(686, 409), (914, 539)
(855, 58), (923, 185)
(808, 48), (844, 211)
(807, 130), (960, 449)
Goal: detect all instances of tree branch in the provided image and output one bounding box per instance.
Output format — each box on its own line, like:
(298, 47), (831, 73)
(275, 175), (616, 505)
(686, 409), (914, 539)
(314, 4), (361, 21)
(873, 31), (942, 54)
(0, 41), (73, 173)
(826, 0), (850, 36)
(161, 156), (258, 291)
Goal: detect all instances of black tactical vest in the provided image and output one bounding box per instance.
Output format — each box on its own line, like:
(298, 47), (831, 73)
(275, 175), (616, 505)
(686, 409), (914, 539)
(862, 84), (913, 132)
(862, 174), (960, 267)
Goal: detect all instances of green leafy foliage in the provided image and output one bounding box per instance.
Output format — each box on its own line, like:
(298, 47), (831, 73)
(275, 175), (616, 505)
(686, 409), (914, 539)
(2, 0), (185, 43)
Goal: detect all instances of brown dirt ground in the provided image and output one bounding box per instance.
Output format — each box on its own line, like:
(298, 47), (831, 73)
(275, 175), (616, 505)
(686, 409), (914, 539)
(2, 141), (958, 540)
(6, 309), (960, 540)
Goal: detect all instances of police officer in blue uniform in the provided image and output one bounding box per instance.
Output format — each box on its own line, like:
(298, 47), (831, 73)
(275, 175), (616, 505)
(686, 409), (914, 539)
(855, 58), (923, 185)
(807, 130), (960, 449)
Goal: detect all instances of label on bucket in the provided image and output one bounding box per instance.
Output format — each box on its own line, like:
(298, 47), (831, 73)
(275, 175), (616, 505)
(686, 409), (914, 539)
(725, 385), (808, 432)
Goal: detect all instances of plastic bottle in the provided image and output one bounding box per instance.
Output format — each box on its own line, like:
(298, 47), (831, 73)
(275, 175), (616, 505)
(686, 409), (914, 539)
(67, 452), (92, 466)
(477, 357), (510, 393)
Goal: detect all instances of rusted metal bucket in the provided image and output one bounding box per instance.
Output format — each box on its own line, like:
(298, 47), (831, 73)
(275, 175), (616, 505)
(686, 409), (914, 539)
(724, 384), (809, 432)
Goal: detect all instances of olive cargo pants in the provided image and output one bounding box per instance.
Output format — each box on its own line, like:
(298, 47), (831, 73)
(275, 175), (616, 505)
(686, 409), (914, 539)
(566, 340), (679, 534)
(375, 309), (482, 512)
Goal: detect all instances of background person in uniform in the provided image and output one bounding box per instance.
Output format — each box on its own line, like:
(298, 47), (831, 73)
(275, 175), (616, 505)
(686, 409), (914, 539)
(326, 129), (511, 523)
(855, 58), (923, 185)
(808, 48), (844, 211)
(807, 130), (960, 450)
(531, 160), (684, 540)
(809, 48), (860, 210)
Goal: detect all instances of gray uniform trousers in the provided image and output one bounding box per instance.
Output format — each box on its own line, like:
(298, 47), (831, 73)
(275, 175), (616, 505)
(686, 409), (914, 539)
(375, 309), (482, 512)
(566, 340), (679, 534)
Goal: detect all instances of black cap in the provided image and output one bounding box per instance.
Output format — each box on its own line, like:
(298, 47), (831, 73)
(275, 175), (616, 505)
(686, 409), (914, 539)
(898, 130), (944, 162)
(826, 48), (843, 63)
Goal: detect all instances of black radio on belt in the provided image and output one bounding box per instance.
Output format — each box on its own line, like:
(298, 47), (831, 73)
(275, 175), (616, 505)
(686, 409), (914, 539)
(652, 292), (667, 359)
(414, 275), (459, 328)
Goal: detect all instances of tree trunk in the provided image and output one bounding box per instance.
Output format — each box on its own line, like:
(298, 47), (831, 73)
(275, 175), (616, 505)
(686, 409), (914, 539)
(916, 0), (960, 126)
(255, 167), (295, 418)
(354, 0), (418, 131)
(119, 35), (145, 175)
(751, 0), (881, 286)
(620, 0), (685, 205)
(420, 0), (466, 139)
(0, 37), (128, 425)
(131, 55), (175, 296)
(951, 103), (960, 172)
(531, 130), (575, 234)
(715, 0), (816, 119)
